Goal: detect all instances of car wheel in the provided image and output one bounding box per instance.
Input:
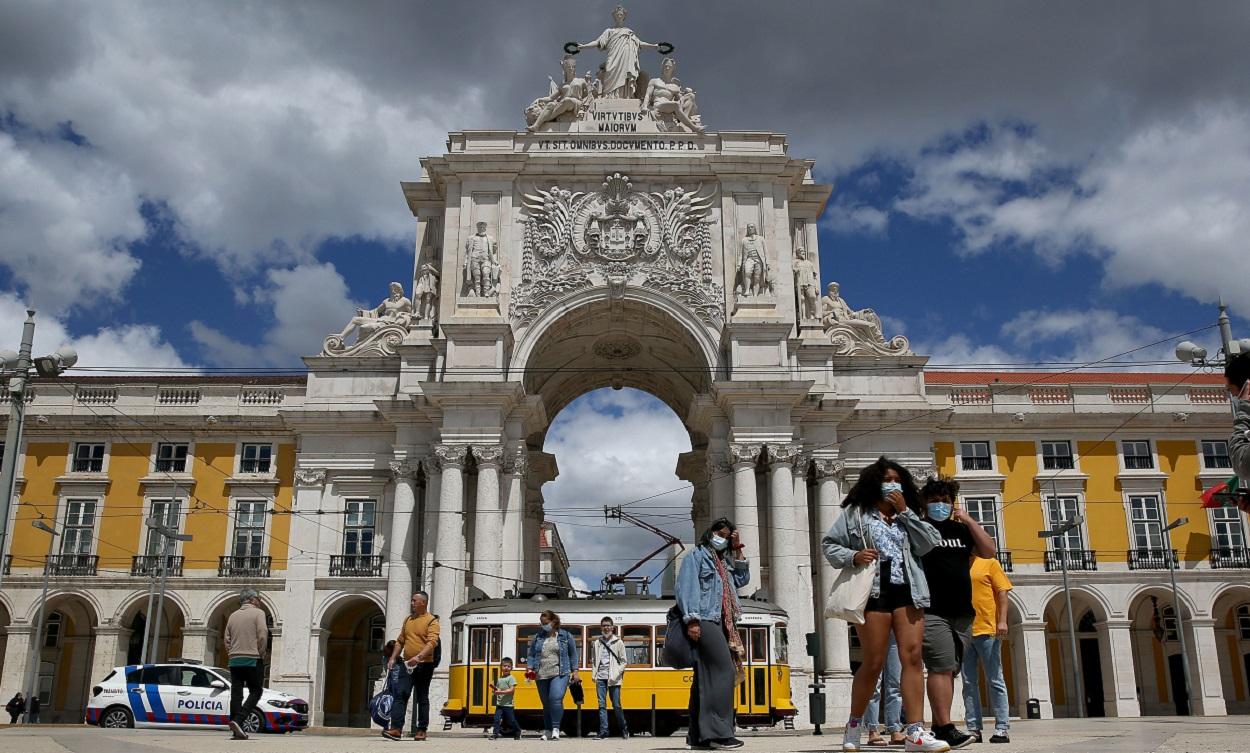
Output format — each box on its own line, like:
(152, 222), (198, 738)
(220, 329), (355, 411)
(241, 709), (265, 734)
(100, 706), (134, 728)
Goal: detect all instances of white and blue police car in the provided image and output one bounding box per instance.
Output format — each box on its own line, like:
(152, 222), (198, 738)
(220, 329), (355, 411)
(85, 660), (308, 733)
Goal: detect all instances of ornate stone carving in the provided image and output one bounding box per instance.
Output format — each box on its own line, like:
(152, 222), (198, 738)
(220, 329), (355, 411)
(388, 459), (420, 480)
(511, 174), (723, 326)
(421, 456), (439, 477)
(728, 443), (762, 467)
(294, 467), (327, 487)
(907, 465), (937, 484)
(812, 458), (846, 480)
(573, 6), (663, 99)
(472, 444), (504, 468)
(527, 55), (594, 131)
(734, 224), (773, 299)
(706, 452), (732, 475)
(766, 443), (802, 468)
(323, 281), (414, 357)
(793, 247), (819, 321)
(504, 447), (530, 476)
(643, 58), (704, 133)
(593, 334), (642, 360)
(463, 222), (500, 299)
(434, 444), (468, 470)
(820, 281), (911, 356)
(413, 262), (440, 323)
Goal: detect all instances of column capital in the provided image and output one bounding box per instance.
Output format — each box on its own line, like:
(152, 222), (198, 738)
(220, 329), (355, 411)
(906, 464), (937, 484)
(504, 446), (529, 475)
(421, 455), (439, 476)
(472, 444), (504, 468)
(434, 443), (468, 470)
(706, 451), (732, 475)
(765, 442), (802, 468)
(294, 466), (328, 488)
(729, 442), (762, 467)
(388, 459), (420, 480)
(812, 458), (845, 480)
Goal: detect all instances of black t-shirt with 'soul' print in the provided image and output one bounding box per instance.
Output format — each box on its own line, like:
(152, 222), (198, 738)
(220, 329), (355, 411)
(921, 518), (976, 618)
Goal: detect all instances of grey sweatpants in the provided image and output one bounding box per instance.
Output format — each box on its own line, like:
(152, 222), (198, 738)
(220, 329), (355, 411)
(688, 619), (736, 744)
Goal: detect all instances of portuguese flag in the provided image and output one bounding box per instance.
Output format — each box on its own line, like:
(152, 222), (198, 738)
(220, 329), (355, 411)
(1201, 475), (1242, 508)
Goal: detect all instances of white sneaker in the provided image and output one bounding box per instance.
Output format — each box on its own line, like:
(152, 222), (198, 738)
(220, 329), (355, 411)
(540, 731), (550, 741)
(552, 728), (561, 740)
(905, 727), (951, 752)
(842, 720), (863, 752)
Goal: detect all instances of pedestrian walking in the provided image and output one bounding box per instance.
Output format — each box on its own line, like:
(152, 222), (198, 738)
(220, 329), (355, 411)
(224, 587), (268, 740)
(864, 636), (903, 746)
(25, 695), (39, 724)
(822, 457), (947, 753)
(961, 555), (1014, 743)
(675, 517), (750, 751)
(918, 477), (996, 749)
(384, 591), (440, 741)
(525, 609), (580, 741)
(1225, 353), (1250, 513)
(489, 658), (520, 740)
(5, 692), (23, 724)
(592, 616), (629, 739)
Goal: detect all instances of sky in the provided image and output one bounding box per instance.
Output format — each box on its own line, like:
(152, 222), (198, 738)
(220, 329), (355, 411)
(4, 0), (1250, 588)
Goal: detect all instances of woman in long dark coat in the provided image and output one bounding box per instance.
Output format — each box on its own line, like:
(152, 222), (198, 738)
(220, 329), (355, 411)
(675, 517), (750, 750)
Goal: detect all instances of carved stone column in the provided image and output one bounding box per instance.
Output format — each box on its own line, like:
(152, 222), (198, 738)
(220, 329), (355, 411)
(789, 455), (815, 675)
(470, 445), (504, 597)
(420, 456), (441, 590)
(765, 444), (805, 665)
(500, 447), (528, 595)
(1099, 619), (1141, 717)
(677, 450), (710, 537)
(523, 452), (559, 588)
(386, 460), (420, 633)
(431, 444), (467, 625)
(272, 466), (325, 701)
(1187, 618), (1228, 716)
(812, 457), (851, 721)
(707, 451), (734, 523)
(729, 443), (762, 593)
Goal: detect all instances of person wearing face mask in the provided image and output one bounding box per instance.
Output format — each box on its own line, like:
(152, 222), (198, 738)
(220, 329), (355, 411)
(917, 477), (996, 749)
(675, 518), (750, 750)
(592, 616), (630, 739)
(822, 457), (945, 753)
(526, 609), (580, 741)
(1225, 353), (1250, 513)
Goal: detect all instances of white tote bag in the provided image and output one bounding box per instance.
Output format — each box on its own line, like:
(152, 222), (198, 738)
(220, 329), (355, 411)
(824, 519), (878, 625)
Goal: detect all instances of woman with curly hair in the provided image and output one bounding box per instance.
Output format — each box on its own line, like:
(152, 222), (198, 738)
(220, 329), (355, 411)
(822, 457), (947, 752)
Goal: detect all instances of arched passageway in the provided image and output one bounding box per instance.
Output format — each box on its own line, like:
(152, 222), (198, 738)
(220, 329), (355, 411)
(317, 596), (386, 727)
(1128, 590), (1196, 715)
(1043, 592), (1112, 718)
(206, 597), (275, 683)
(115, 594), (187, 666)
(1214, 587), (1250, 715)
(31, 594), (98, 723)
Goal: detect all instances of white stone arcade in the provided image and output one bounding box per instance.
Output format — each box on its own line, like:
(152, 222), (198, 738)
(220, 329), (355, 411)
(290, 12), (923, 722)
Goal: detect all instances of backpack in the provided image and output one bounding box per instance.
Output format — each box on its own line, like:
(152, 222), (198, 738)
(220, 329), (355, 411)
(369, 667), (398, 728)
(431, 616), (442, 667)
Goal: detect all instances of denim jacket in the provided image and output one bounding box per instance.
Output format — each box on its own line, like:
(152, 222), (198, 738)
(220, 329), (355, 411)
(821, 506), (941, 609)
(675, 545), (750, 625)
(526, 628), (579, 677)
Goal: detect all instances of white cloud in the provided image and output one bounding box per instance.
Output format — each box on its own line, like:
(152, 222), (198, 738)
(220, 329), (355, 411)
(189, 262), (358, 367)
(0, 292), (190, 373)
(821, 195), (889, 237)
(541, 388), (693, 590)
(894, 109), (1250, 315)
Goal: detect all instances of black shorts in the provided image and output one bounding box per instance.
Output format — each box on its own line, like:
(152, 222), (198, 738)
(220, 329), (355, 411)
(865, 561), (913, 613)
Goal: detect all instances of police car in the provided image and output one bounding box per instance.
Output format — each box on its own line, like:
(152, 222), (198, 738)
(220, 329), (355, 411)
(85, 660), (308, 733)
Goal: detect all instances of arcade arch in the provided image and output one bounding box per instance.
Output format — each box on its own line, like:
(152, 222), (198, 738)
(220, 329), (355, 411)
(31, 593), (98, 723)
(316, 594), (386, 728)
(1213, 586), (1250, 715)
(114, 593), (189, 665)
(1043, 590), (1110, 718)
(1127, 589), (1197, 716)
(206, 596), (276, 681)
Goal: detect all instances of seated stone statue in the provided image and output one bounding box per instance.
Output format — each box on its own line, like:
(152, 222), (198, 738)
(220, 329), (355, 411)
(526, 55), (593, 132)
(334, 282), (413, 343)
(820, 281), (910, 356)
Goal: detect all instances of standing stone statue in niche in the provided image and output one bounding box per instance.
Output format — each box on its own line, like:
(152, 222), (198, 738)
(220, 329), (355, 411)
(322, 281), (414, 356)
(414, 262), (440, 322)
(643, 58), (704, 133)
(735, 224), (771, 297)
(821, 281), (911, 356)
(527, 55), (594, 132)
(463, 221), (500, 298)
(573, 5), (664, 99)
(793, 247), (819, 321)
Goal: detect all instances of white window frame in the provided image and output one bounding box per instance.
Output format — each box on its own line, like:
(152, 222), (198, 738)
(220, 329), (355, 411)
(226, 499), (270, 559)
(1120, 439), (1156, 471)
(1209, 506), (1247, 551)
(1042, 493), (1087, 553)
(342, 499), (377, 558)
(1126, 494), (1166, 551)
(68, 441), (108, 474)
(237, 442), (275, 476)
(960, 495), (1003, 549)
(957, 440), (996, 473)
(1040, 439), (1077, 471)
(1199, 439), (1233, 471)
(59, 498), (100, 557)
(152, 442), (192, 475)
(141, 497), (186, 558)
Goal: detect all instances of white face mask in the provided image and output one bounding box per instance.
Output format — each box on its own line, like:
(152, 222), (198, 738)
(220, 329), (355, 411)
(710, 534), (729, 551)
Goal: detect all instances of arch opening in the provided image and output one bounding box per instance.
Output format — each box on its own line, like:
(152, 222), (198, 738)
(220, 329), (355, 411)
(316, 595), (386, 728)
(31, 594), (98, 723)
(1042, 592), (1109, 719)
(1213, 586), (1250, 715)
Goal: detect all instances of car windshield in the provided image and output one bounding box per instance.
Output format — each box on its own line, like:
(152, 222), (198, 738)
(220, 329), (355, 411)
(208, 668), (232, 684)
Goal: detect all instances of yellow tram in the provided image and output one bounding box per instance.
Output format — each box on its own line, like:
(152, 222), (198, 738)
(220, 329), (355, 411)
(441, 595), (795, 736)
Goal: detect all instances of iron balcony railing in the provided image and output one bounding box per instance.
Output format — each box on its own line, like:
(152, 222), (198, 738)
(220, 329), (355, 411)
(328, 554), (383, 577)
(1043, 549), (1097, 572)
(131, 555), (185, 577)
(1210, 546), (1250, 569)
(1127, 548), (1178, 570)
(218, 555), (271, 578)
(45, 554), (99, 576)
(995, 551), (1013, 572)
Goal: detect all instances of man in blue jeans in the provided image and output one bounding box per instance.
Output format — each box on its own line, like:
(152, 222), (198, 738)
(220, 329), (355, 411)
(385, 592), (440, 741)
(591, 617), (629, 739)
(962, 556), (1013, 743)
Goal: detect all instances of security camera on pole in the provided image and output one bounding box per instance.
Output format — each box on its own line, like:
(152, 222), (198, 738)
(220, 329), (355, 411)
(0, 310), (78, 594)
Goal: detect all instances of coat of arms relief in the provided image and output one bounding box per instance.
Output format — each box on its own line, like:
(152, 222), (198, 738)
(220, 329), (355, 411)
(510, 173), (723, 327)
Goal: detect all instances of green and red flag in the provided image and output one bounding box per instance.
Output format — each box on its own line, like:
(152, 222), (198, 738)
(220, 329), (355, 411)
(1201, 475), (1242, 508)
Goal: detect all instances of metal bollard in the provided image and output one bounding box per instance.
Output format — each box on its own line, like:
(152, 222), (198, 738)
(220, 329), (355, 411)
(809, 680), (827, 734)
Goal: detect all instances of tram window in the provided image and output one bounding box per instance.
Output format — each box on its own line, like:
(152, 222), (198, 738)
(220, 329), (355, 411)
(516, 625), (540, 666)
(750, 628), (768, 663)
(451, 623), (463, 664)
(563, 625), (585, 668)
(775, 623), (789, 664)
(470, 628), (489, 663)
(490, 627), (502, 663)
(621, 626), (652, 667)
(654, 625), (668, 667)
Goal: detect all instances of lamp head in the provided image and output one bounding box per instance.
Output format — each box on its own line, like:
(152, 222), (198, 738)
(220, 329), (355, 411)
(1175, 341), (1206, 364)
(32, 346), (77, 377)
(32, 520), (55, 535)
(0, 349), (18, 371)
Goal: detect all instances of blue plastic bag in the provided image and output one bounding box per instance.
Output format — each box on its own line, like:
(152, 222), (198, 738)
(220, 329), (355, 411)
(369, 666), (399, 728)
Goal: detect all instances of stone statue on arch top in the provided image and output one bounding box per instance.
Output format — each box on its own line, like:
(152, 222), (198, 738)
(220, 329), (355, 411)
(793, 247), (819, 321)
(735, 224), (772, 298)
(526, 55), (594, 132)
(463, 221), (500, 298)
(413, 261), (440, 322)
(642, 57), (704, 133)
(322, 281), (414, 356)
(572, 5), (667, 99)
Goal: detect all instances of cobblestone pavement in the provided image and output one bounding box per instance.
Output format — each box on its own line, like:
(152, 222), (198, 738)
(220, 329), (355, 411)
(1, 717), (1247, 753)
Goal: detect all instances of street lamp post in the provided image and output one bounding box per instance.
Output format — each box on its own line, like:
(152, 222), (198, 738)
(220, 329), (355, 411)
(144, 514), (192, 663)
(23, 519), (59, 713)
(1176, 302), (1250, 417)
(1039, 512), (1086, 719)
(0, 311), (78, 594)
(1163, 516), (1194, 716)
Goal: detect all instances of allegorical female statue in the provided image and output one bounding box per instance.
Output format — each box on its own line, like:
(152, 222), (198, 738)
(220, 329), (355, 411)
(334, 282), (413, 343)
(643, 57), (704, 133)
(575, 5), (660, 98)
(528, 55), (593, 131)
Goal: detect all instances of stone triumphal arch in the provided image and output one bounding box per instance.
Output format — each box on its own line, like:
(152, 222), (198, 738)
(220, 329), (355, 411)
(285, 8), (935, 718)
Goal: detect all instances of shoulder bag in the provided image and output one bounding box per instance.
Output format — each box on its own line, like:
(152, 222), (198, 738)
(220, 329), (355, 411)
(823, 515), (879, 625)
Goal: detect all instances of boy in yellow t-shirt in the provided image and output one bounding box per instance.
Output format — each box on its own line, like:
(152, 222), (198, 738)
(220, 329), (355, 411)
(962, 557), (1013, 743)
